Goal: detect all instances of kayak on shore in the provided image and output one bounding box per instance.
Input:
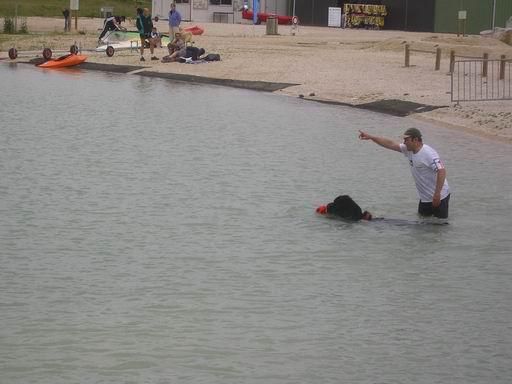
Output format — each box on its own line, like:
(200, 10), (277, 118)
(38, 53), (87, 68)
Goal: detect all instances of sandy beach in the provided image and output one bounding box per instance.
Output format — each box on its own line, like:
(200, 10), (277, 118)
(2, 17), (511, 142)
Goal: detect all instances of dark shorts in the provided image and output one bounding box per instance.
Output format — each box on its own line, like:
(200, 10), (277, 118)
(418, 194), (450, 219)
(140, 32), (151, 38)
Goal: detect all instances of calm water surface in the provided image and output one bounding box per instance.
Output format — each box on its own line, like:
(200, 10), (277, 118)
(1, 64), (511, 384)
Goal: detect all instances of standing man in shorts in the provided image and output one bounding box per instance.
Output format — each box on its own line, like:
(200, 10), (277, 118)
(358, 127), (451, 218)
(136, 8), (158, 61)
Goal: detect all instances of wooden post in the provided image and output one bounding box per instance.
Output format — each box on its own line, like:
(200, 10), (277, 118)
(500, 55), (506, 80)
(449, 50), (455, 73)
(14, 2), (18, 33)
(405, 44), (410, 67)
(482, 53), (488, 77)
(74, 10), (78, 31)
(435, 47), (441, 71)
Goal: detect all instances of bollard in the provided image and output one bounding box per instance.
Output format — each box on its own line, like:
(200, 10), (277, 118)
(482, 53), (488, 77)
(266, 16), (278, 35)
(500, 55), (506, 80)
(435, 47), (441, 71)
(449, 50), (455, 73)
(404, 44), (410, 67)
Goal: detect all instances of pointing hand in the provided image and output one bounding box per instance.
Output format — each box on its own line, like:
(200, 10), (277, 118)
(358, 130), (371, 140)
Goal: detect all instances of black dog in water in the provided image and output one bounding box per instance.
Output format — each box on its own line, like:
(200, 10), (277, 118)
(316, 195), (450, 225)
(316, 195), (372, 221)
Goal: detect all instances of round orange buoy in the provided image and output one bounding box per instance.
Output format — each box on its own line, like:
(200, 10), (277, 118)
(316, 205), (328, 214)
(8, 48), (18, 60)
(106, 45), (115, 57)
(70, 44), (79, 54)
(42, 48), (52, 60)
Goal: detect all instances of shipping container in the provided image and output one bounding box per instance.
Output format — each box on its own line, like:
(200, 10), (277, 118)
(434, 0), (511, 34)
(381, 0), (435, 32)
(292, 0), (511, 34)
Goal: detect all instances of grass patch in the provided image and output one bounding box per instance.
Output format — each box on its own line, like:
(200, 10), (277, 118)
(0, 0), (151, 18)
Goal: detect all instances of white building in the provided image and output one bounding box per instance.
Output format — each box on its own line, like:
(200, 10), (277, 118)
(151, 0), (288, 24)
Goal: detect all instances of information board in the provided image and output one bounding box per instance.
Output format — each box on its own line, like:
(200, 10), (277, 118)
(328, 7), (342, 28)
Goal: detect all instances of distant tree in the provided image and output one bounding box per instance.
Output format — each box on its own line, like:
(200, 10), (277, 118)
(19, 17), (28, 33)
(3, 17), (15, 33)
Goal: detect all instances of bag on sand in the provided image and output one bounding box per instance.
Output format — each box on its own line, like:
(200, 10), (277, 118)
(202, 53), (220, 61)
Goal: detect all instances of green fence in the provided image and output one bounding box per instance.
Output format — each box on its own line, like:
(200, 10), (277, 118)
(435, 0), (512, 35)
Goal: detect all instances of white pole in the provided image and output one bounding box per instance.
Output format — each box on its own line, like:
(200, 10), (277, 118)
(292, 0), (296, 18)
(492, 0), (496, 29)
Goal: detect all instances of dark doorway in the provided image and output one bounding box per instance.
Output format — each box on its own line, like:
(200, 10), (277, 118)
(294, 0), (339, 26)
(381, 0), (435, 32)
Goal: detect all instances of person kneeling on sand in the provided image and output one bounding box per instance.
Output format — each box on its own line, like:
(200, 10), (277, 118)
(161, 32), (186, 63)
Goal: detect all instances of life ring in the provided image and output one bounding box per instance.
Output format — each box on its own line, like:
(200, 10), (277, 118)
(106, 45), (115, 57)
(8, 47), (18, 60)
(292, 16), (299, 25)
(42, 48), (53, 60)
(70, 44), (79, 54)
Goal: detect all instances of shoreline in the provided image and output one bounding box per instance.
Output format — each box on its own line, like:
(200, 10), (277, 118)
(10, 58), (511, 144)
(2, 17), (511, 142)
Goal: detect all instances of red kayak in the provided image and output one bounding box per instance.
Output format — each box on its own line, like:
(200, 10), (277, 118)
(38, 53), (87, 68)
(183, 25), (204, 35)
(242, 9), (294, 25)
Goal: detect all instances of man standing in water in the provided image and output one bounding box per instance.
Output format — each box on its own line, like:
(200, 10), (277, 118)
(358, 127), (451, 218)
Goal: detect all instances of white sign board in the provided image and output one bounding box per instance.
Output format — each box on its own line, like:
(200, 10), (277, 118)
(328, 7), (342, 28)
(70, 0), (79, 11)
(458, 10), (467, 20)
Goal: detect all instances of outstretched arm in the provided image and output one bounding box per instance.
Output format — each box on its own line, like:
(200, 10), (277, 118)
(358, 130), (401, 152)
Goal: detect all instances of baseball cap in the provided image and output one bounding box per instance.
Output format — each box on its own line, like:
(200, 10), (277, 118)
(403, 127), (422, 139)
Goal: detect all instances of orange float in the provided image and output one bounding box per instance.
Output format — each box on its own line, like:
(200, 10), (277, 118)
(182, 25), (204, 35)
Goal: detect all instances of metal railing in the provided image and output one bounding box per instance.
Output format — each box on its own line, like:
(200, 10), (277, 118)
(451, 57), (512, 102)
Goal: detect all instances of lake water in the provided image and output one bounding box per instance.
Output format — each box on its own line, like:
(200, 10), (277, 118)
(1, 63), (511, 384)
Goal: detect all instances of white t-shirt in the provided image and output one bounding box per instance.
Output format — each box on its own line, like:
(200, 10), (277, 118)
(400, 143), (450, 202)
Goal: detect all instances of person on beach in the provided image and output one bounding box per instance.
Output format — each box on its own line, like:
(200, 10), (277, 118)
(184, 46), (205, 61)
(98, 15), (126, 44)
(168, 3), (182, 41)
(316, 195), (373, 221)
(161, 31), (186, 62)
(358, 127), (451, 219)
(150, 26), (162, 48)
(136, 8), (158, 61)
(62, 8), (70, 32)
